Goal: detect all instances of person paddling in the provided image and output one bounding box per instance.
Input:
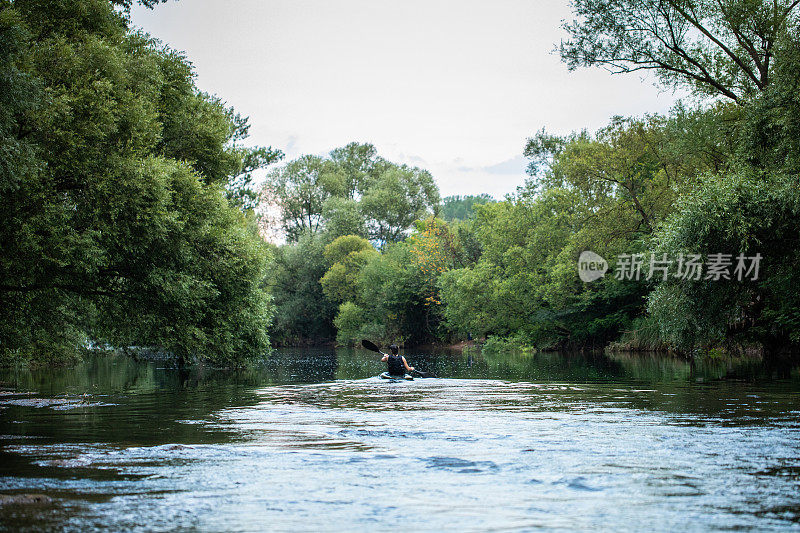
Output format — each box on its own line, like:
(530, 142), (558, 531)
(381, 344), (414, 377)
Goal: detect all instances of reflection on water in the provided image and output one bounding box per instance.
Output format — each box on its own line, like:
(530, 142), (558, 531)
(1, 349), (799, 531)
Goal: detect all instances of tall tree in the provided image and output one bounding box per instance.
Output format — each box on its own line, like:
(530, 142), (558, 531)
(329, 142), (383, 199)
(359, 165), (440, 247)
(264, 155), (345, 241)
(559, 0), (800, 102)
(0, 0), (278, 365)
(264, 146), (439, 246)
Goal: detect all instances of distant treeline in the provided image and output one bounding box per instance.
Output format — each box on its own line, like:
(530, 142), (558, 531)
(266, 0), (800, 360)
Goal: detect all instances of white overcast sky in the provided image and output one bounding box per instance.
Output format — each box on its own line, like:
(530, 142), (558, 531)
(131, 0), (681, 199)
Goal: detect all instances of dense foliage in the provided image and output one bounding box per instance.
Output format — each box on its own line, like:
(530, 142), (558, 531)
(3, 0), (796, 362)
(440, 194), (494, 221)
(0, 0), (281, 366)
(262, 145), (446, 345)
(264, 142), (440, 246)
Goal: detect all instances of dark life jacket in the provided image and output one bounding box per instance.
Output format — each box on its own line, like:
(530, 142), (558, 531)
(386, 353), (404, 376)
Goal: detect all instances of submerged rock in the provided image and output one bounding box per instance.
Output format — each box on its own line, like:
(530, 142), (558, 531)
(0, 494), (53, 506)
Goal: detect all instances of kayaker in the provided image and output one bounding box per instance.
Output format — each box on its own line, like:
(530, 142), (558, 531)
(381, 344), (414, 377)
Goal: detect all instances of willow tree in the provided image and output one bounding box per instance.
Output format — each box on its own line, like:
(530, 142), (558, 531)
(560, 0), (800, 102)
(0, 0), (281, 365)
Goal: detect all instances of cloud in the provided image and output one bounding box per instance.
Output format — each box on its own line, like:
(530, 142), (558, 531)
(457, 154), (528, 176)
(483, 155), (529, 175)
(283, 135), (298, 156)
(397, 152), (427, 165)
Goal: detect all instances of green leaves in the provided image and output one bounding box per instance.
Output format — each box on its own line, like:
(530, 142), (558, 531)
(440, 194), (494, 222)
(264, 143), (439, 247)
(320, 235), (377, 303)
(0, 0), (276, 366)
(360, 166), (440, 246)
(648, 173), (800, 353)
(560, 0), (799, 103)
(266, 235), (337, 345)
(265, 155), (345, 241)
(333, 301), (367, 346)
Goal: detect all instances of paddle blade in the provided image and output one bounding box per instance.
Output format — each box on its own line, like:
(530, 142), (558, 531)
(362, 339), (381, 353)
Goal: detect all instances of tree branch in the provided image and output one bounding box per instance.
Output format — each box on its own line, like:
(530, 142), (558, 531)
(666, 0), (763, 89)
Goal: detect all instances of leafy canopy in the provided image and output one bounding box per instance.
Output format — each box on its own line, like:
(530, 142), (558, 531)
(0, 0), (279, 365)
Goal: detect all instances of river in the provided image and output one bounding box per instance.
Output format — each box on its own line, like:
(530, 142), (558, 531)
(1, 349), (799, 531)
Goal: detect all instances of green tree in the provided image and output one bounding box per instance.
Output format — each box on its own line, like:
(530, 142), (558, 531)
(321, 197), (366, 239)
(263, 146), (442, 345)
(263, 143), (439, 247)
(318, 235), (382, 345)
(355, 242), (430, 344)
(265, 155), (345, 241)
(560, 0), (800, 102)
(0, 0), (277, 366)
(439, 112), (718, 349)
(527, 115), (713, 235)
(440, 194), (495, 221)
(333, 301), (367, 346)
(641, 20), (800, 357)
(648, 174), (800, 356)
(320, 235), (377, 303)
(558, 0), (800, 358)
(329, 142), (384, 198)
(360, 165), (440, 246)
(266, 235), (338, 345)
(734, 26), (800, 173)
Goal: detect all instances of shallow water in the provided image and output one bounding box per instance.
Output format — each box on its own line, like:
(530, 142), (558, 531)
(1, 349), (799, 531)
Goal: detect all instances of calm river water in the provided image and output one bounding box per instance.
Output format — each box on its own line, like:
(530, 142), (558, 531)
(1, 349), (799, 532)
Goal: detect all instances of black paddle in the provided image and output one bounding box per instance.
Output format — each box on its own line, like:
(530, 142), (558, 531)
(361, 339), (384, 355)
(361, 339), (435, 378)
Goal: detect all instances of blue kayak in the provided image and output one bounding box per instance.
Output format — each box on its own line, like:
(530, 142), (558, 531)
(380, 372), (413, 381)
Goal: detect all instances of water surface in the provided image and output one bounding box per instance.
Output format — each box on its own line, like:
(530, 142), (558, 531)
(1, 349), (799, 531)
